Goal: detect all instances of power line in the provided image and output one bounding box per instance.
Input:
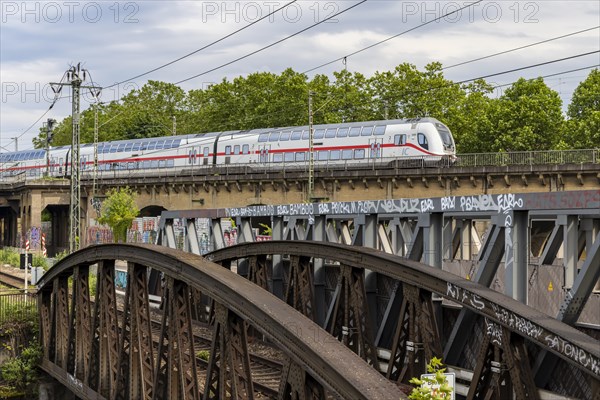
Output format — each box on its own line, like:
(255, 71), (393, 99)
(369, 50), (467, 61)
(455, 51), (599, 85)
(443, 26), (600, 70)
(175, 0), (367, 85)
(490, 65), (599, 90)
(105, 1), (299, 90)
(302, 0), (484, 74)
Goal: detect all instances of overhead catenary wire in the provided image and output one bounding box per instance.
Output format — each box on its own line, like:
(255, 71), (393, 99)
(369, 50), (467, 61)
(442, 26), (599, 70)
(302, 0), (484, 74)
(175, 0), (367, 85)
(105, 0), (299, 90)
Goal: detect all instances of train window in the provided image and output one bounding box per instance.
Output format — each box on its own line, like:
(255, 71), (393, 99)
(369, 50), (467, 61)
(133, 143), (141, 151)
(128, 162), (135, 170)
(151, 160), (158, 169)
(342, 149), (353, 159)
(158, 160), (166, 168)
(172, 139), (181, 148)
(242, 144), (249, 154)
(330, 150), (340, 160)
(318, 151), (328, 161)
(325, 128), (337, 138)
(234, 145), (240, 155)
(273, 154), (283, 162)
(118, 143), (125, 152)
(302, 130), (309, 140)
(394, 134), (407, 145)
(225, 146), (232, 155)
(374, 126), (385, 135)
(269, 132), (280, 142)
(203, 147), (209, 157)
(295, 152), (305, 162)
(314, 129), (325, 139)
(167, 160), (174, 167)
(258, 133), (269, 142)
(354, 149), (365, 159)
(140, 142), (148, 151)
(361, 126), (373, 136)
(418, 133), (429, 150)
(143, 161), (151, 169)
(155, 141), (164, 150)
(164, 139), (174, 148)
(291, 130), (302, 140)
(284, 152), (294, 162)
(349, 127), (361, 137)
(125, 143), (133, 151)
(280, 131), (290, 141)
(148, 142), (157, 150)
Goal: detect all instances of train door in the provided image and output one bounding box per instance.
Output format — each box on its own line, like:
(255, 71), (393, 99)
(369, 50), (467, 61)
(258, 145), (271, 163)
(80, 155), (88, 171)
(369, 138), (383, 159)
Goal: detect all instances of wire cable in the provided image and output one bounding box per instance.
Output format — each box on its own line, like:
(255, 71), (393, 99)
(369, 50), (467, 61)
(302, 0), (484, 74)
(443, 26), (600, 70)
(175, 0), (367, 85)
(105, 1), (299, 90)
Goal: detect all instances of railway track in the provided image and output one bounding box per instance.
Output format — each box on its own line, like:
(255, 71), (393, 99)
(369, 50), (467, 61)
(149, 312), (283, 397)
(0, 268), (27, 289)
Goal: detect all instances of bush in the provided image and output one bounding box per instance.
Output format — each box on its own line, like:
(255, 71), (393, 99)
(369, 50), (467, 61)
(0, 249), (19, 268)
(0, 344), (41, 393)
(409, 357), (452, 400)
(32, 255), (48, 270)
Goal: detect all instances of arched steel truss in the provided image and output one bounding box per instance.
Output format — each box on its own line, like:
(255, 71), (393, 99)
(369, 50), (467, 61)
(207, 241), (600, 399)
(36, 244), (404, 400)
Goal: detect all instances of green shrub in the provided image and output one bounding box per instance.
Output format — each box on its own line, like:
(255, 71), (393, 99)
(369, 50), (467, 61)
(32, 255), (47, 270)
(409, 357), (453, 400)
(0, 249), (20, 268)
(0, 344), (41, 393)
(196, 350), (210, 361)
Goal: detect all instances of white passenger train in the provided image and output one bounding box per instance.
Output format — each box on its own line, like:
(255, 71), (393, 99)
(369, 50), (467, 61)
(0, 117), (455, 179)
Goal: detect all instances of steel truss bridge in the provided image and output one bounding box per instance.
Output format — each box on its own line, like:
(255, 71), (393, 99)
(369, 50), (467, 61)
(37, 190), (600, 399)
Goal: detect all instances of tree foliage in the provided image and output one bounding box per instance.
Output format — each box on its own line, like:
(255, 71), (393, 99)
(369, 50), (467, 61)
(97, 187), (139, 243)
(33, 65), (599, 153)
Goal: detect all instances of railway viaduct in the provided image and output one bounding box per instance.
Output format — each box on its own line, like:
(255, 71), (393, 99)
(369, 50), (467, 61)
(0, 149), (599, 253)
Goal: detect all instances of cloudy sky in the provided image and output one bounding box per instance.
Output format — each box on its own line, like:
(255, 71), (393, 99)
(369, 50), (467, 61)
(1, 0), (599, 152)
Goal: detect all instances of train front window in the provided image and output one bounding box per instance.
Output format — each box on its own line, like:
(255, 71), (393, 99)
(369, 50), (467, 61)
(418, 133), (429, 150)
(438, 127), (453, 147)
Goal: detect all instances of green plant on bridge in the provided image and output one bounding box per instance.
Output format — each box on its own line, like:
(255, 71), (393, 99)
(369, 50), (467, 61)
(409, 357), (452, 400)
(0, 249), (19, 268)
(97, 187), (140, 243)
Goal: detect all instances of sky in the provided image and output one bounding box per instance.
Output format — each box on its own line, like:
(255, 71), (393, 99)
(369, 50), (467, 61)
(1, 0), (599, 153)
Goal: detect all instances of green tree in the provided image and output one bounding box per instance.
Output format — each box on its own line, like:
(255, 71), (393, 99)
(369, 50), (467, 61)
(489, 77), (564, 151)
(97, 187), (139, 243)
(561, 69), (600, 149)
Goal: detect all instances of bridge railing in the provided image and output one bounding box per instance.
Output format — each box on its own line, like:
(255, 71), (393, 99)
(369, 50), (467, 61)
(454, 148), (599, 167)
(0, 290), (37, 324)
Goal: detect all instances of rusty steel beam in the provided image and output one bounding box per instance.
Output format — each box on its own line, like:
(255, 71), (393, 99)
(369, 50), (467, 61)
(326, 265), (378, 367)
(278, 357), (325, 400)
(38, 244), (403, 400)
(283, 255), (315, 321)
(207, 241), (600, 384)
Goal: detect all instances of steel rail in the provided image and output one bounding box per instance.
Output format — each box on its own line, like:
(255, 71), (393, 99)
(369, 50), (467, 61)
(206, 240), (600, 382)
(37, 243), (404, 400)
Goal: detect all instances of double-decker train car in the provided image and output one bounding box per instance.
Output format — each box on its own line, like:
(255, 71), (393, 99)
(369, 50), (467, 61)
(0, 117), (455, 180)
